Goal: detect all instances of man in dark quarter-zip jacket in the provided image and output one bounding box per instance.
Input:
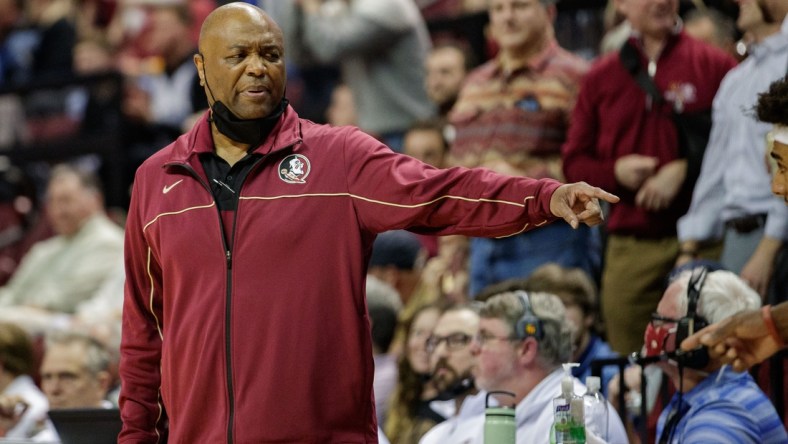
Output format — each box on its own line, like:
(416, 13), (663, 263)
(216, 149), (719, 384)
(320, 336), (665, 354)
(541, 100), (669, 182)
(118, 3), (619, 443)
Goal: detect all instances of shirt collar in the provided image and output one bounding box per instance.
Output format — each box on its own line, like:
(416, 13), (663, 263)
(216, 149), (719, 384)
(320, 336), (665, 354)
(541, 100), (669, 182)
(751, 23), (788, 58)
(515, 368), (564, 425)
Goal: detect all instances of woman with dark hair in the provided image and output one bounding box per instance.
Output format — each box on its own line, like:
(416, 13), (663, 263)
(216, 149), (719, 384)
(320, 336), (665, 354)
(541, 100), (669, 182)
(384, 303), (446, 444)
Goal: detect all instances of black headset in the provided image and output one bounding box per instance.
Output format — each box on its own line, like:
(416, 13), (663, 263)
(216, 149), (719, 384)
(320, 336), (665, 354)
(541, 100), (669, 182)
(514, 290), (544, 340)
(674, 267), (710, 369)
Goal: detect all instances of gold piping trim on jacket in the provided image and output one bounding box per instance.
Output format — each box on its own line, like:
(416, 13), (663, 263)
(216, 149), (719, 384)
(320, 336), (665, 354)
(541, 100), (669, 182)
(143, 203), (216, 232)
(240, 192), (533, 208)
(146, 247), (163, 340)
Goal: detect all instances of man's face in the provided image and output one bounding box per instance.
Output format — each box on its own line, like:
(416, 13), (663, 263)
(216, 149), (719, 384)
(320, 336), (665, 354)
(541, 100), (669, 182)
(736, 0), (767, 33)
(144, 8), (187, 57)
(644, 282), (682, 359)
(404, 128), (446, 168)
(195, 7), (286, 119)
(771, 139), (788, 203)
(46, 174), (98, 237)
(471, 317), (521, 393)
(424, 47), (466, 109)
(489, 0), (551, 54)
(427, 309), (479, 394)
(617, 0), (678, 38)
(40, 343), (107, 409)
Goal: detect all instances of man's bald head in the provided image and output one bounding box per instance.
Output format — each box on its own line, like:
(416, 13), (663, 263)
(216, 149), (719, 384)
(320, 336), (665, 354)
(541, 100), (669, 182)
(198, 2), (284, 55)
(193, 1), (287, 121)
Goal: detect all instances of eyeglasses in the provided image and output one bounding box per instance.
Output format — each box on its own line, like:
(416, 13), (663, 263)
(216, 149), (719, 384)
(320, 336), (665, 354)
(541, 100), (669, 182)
(474, 331), (521, 347)
(650, 313), (681, 328)
(425, 332), (473, 353)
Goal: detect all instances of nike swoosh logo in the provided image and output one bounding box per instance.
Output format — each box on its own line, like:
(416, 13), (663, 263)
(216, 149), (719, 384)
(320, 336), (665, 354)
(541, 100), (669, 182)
(162, 179), (184, 194)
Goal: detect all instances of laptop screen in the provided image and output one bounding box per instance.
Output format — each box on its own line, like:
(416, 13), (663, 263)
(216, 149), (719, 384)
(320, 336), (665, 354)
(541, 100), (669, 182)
(47, 408), (121, 444)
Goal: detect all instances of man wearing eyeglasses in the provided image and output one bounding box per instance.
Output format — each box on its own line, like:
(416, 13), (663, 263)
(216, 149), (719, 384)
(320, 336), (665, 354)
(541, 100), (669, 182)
(419, 304), (484, 444)
(445, 291), (627, 444)
(643, 269), (787, 443)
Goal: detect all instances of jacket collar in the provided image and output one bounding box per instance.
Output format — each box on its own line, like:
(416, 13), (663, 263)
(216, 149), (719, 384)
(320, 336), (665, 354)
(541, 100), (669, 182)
(164, 105), (303, 166)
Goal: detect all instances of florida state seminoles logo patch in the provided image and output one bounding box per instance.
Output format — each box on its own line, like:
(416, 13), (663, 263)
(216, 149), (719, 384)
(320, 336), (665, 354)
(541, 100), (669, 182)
(278, 154), (311, 184)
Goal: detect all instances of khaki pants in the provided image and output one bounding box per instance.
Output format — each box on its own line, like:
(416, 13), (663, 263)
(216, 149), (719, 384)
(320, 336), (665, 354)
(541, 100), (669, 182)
(601, 235), (679, 355)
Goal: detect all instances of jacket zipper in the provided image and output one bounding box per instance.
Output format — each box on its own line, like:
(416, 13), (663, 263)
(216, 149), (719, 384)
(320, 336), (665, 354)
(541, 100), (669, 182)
(166, 162), (237, 443)
(166, 145), (293, 442)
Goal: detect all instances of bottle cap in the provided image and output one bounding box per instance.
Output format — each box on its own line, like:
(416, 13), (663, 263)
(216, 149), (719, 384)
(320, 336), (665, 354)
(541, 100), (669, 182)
(585, 376), (601, 393)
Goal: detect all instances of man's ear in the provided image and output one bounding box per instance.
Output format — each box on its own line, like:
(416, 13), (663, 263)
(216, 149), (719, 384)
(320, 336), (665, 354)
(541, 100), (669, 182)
(97, 370), (113, 393)
(194, 53), (205, 86)
(546, 4), (558, 23)
(518, 337), (539, 365)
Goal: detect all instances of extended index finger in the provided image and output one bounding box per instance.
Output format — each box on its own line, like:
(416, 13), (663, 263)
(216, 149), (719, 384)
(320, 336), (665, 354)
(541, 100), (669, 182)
(681, 322), (720, 351)
(584, 187), (620, 204)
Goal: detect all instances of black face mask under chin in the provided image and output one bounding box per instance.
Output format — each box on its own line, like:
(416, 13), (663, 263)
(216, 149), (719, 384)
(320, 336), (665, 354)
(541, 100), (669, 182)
(209, 98), (288, 147)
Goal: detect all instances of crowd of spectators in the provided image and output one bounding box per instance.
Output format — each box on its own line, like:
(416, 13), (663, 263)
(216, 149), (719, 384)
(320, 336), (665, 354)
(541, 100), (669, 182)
(0, 0), (786, 442)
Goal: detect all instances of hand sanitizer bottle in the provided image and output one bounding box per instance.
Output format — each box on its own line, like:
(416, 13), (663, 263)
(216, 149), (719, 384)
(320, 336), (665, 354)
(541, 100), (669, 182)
(551, 363), (585, 444)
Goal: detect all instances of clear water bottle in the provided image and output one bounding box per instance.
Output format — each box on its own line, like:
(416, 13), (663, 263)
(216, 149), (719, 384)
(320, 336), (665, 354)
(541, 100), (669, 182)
(584, 376), (608, 442)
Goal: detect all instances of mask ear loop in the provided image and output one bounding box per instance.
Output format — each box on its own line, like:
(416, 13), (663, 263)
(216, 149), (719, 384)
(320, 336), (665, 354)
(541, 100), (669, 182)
(197, 53), (219, 120)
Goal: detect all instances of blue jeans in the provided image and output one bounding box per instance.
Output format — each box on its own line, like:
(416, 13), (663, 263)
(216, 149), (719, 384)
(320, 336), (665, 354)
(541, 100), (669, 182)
(469, 223), (600, 297)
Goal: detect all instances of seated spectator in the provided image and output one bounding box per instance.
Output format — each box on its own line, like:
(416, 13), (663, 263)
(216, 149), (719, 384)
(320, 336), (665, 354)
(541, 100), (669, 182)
(402, 121), (450, 257)
(368, 230), (427, 309)
(403, 119), (449, 169)
(648, 268), (787, 443)
(0, 164), (124, 334)
(523, 263), (619, 397)
(385, 303), (446, 444)
(424, 43), (471, 120)
(419, 304), (484, 444)
(366, 275), (403, 427)
(0, 322), (48, 439)
(33, 330), (114, 442)
(456, 291), (628, 443)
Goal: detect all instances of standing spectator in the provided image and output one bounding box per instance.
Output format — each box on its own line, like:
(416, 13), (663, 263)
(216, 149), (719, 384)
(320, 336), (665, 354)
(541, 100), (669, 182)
(325, 83), (358, 127)
(677, 0), (788, 302)
(124, 4), (205, 135)
(562, 0), (736, 354)
(682, 7), (737, 56)
(295, 0), (435, 151)
(0, 322), (48, 439)
(28, 0), (76, 82)
(0, 164), (124, 334)
(448, 0), (597, 296)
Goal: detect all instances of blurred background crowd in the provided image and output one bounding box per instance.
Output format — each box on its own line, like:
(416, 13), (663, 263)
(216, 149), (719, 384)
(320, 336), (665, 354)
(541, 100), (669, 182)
(0, 0), (786, 442)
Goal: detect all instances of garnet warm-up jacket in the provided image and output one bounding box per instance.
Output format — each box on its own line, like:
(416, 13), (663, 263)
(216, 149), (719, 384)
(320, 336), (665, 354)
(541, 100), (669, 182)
(119, 106), (561, 443)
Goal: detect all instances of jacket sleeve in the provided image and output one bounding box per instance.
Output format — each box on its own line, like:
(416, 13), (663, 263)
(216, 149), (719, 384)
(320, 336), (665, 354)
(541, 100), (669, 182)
(562, 73), (619, 193)
(341, 129), (562, 236)
(118, 169), (167, 443)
